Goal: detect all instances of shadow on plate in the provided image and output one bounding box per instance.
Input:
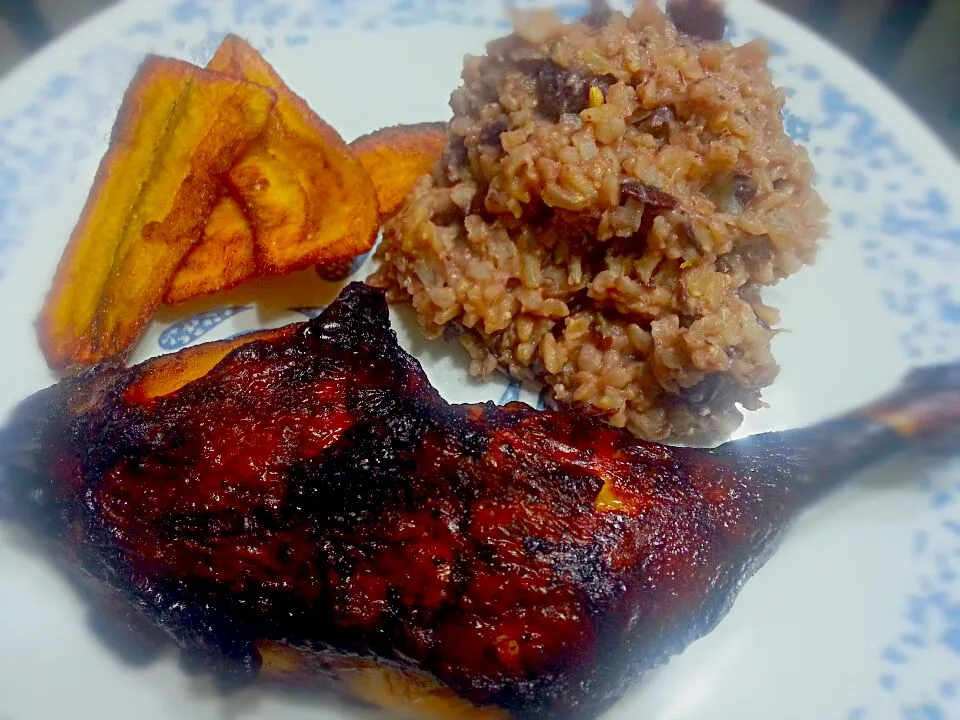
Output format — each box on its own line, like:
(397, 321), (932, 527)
(152, 266), (350, 329)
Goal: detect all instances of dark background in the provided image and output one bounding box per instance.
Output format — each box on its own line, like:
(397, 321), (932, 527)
(0, 0), (957, 154)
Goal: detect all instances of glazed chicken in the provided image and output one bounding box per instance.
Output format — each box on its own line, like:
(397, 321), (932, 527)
(2, 282), (958, 720)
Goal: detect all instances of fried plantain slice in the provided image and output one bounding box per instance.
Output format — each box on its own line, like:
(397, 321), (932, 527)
(38, 56), (276, 370)
(164, 195), (259, 305)
(207, 35), (380, 274)
(350, 122), (447, 218)
(226, 145), (309, 269)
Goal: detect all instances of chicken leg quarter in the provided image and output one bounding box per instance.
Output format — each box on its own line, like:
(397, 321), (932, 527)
(2, 282), (958, 719)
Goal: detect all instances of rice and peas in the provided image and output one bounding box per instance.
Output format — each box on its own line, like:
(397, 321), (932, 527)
(369, 0), (827, 444)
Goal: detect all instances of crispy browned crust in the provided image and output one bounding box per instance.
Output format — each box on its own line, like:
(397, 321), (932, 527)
(125, 326), (296, 401)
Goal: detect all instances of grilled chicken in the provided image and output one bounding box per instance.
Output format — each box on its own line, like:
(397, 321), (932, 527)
(2, 282), (959, 720)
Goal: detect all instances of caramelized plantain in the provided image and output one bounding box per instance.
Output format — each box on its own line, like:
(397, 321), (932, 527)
(350, 122), (448, 218)
(208, 35), (381, 274)
(226, 145), (308, 270)
(38, 56), (276, 370)
(164, 195), (259, 305)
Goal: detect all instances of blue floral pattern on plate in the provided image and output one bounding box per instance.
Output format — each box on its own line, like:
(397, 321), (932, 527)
(1, 1), (959, 717)
(158, 306), (250, 350)
(289, 306), (327, 320)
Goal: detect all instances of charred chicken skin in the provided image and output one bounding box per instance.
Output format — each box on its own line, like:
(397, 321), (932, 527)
(3, 282), (959, 720)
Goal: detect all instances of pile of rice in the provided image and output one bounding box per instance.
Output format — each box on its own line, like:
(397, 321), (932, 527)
(369, 0), (827, 444)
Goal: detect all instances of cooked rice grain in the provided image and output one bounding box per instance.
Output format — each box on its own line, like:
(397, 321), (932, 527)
(369, 0), (827, 444)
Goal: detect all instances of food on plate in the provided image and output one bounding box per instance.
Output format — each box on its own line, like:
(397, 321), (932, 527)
(665, 0), (727, 41)
(4, 282), (957, 720)
(314, 257), (358, 281)
(165, 111), (445, 301)
(39, 33), (390, 361)
(205, 34), (381, 274)
(37, 56), (276, 371)
(164, 195), (258, 304)
(165, 34), (384, 305)
(126, 325), (296, 401)
(369, 0), (828, 443)
(350, 122), (449, 218)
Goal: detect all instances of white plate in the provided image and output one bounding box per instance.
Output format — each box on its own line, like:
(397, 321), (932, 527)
(1, 1), (959, 719)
